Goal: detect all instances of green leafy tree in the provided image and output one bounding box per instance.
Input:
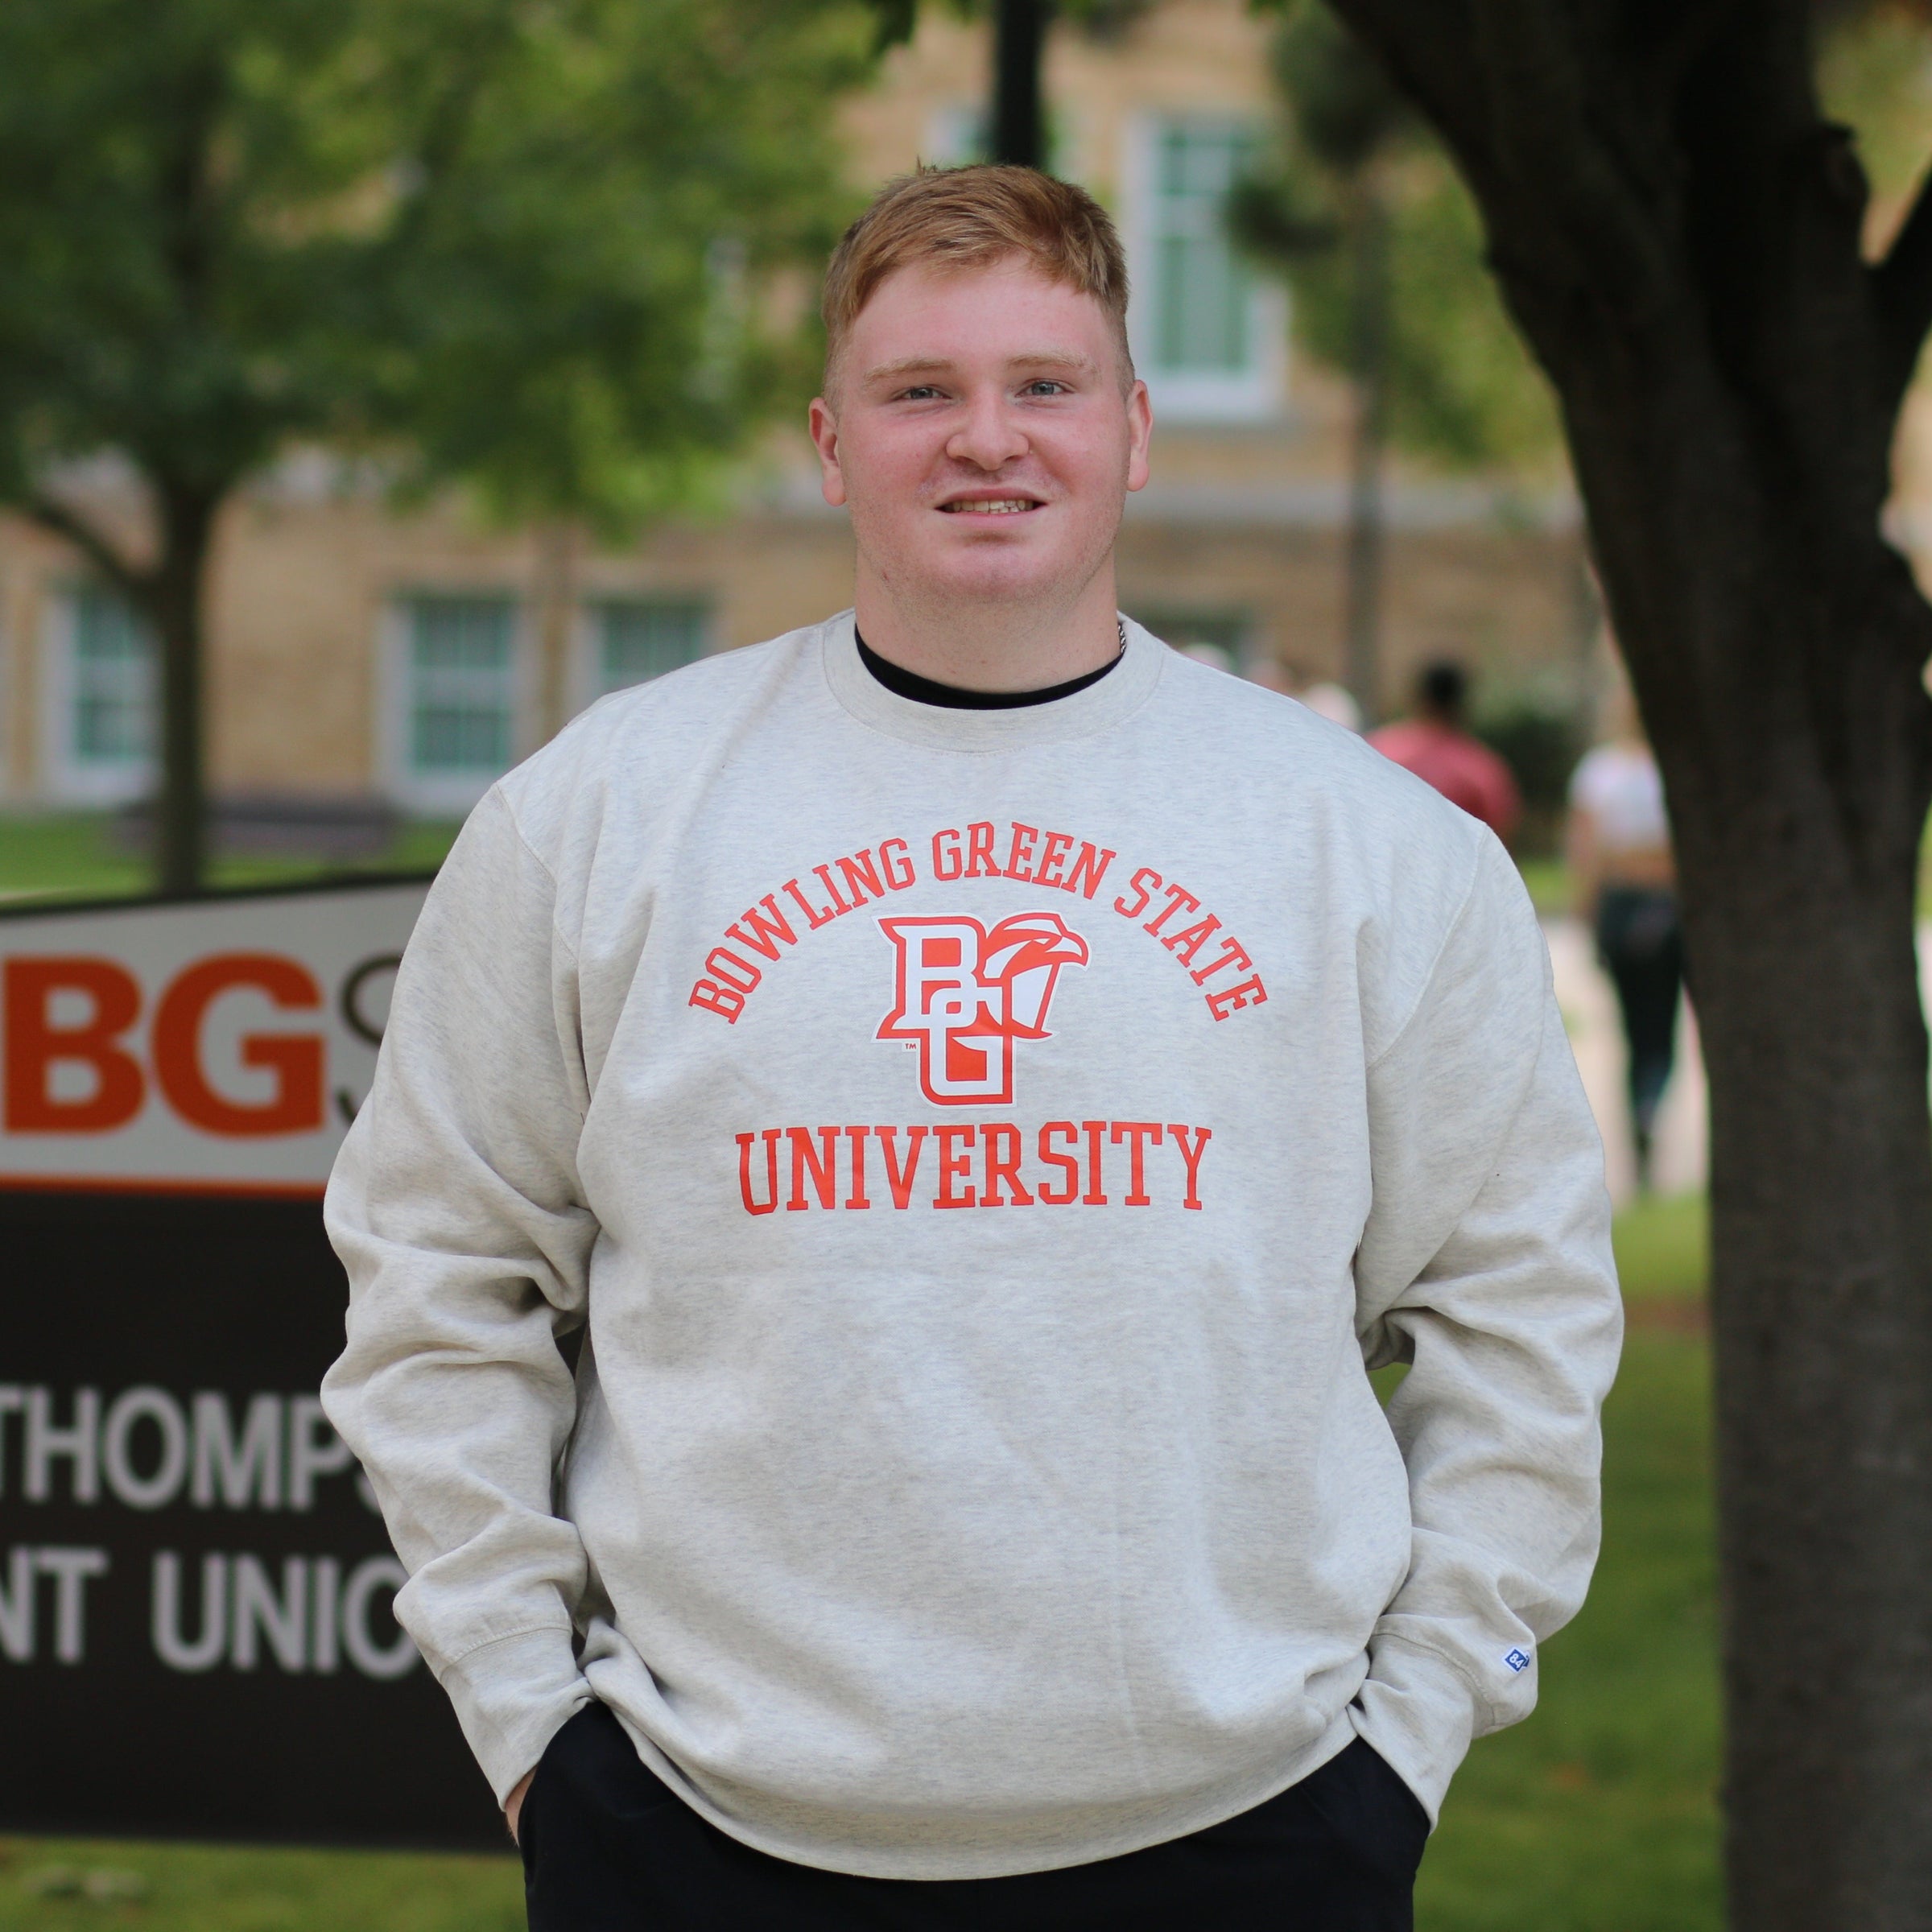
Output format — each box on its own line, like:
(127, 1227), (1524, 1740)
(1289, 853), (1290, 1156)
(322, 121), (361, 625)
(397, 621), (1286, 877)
(1233, 6), (1403, 716)
(1240, 7), (1561, 473)
(1232, 4), (1563, 716)
(0, 0), (874, 890)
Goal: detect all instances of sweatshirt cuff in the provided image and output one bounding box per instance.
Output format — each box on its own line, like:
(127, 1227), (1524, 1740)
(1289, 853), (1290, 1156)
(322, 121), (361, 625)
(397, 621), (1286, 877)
(1348, 1633), (1480, 1827)
(436, 1625), (594, 1806)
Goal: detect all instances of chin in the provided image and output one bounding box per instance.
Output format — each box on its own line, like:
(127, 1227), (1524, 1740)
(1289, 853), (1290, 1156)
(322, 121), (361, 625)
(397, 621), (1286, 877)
(925, 569), (1063, 609)
(923, 545), (1088, 607)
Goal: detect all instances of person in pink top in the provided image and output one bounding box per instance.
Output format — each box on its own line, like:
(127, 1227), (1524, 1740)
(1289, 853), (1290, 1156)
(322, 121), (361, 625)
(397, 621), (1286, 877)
(1368, 661), (1522, 844)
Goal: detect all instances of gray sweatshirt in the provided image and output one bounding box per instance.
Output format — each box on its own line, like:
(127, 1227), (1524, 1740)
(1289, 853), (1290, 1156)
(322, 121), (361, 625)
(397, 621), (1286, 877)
(321, 613), (1620, 1880)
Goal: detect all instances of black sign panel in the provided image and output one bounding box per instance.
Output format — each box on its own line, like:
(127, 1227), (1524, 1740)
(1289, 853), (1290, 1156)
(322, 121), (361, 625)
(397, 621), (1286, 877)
(1, 1191), (500, 1847)
(1, 882), (500, 1847)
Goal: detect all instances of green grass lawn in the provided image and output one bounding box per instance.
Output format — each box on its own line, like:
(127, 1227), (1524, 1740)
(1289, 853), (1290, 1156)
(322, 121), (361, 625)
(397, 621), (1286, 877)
(0, 1843), (522, 1932)
(0, 815), (461, 905)
(1514, 854), (1573, 919)
(0, 817), (1588, 921)
(0, 1197), (1718, 1930)
(1416, 1195), (1719, 1930)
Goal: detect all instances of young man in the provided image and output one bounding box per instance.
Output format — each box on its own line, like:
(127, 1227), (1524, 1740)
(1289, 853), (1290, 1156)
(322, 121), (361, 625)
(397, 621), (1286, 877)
(323, 167), (1620, 1930)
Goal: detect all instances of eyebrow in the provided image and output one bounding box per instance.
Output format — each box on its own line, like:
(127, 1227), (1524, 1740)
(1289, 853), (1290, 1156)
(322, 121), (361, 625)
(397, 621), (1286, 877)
(860, 350), (1101, 384)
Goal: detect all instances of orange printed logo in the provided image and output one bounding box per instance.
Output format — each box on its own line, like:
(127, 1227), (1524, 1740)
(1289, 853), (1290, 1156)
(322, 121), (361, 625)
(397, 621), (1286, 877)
(877, 913), (1088, 1105)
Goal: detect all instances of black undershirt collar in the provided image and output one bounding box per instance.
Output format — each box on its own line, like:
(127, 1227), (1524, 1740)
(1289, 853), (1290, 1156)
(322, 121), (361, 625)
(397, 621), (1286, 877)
(856, 622), (1125, 710)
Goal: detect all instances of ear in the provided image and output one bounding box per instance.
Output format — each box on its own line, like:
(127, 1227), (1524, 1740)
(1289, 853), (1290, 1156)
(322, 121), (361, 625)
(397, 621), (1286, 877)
(1125, 378), (1153, 494)
(808, 395), (848, 509)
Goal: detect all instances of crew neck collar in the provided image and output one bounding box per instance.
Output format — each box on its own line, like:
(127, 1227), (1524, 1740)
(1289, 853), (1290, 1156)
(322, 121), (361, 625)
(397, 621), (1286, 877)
(855, 625), (1124, 709)
(821, 609), (1165, 751)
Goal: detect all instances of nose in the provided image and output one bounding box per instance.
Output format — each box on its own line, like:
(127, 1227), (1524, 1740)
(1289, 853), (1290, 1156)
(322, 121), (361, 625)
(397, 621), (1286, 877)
(945, 388), (1030, 472)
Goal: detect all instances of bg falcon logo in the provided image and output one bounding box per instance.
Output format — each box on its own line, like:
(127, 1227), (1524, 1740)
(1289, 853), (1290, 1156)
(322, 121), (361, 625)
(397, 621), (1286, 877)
(877, 913), (1089, 1105)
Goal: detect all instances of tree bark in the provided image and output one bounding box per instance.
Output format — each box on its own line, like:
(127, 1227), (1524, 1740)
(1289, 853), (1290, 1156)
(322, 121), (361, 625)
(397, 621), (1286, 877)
(30, 483), (219, 895)
(1596, 340), (1932, 1928)
(1321, 2), (1932, 1922)
(535, 521), (581, 745)
(147, 485), (219, 897)
(991, 0), (1053, 170)
(1343, 184), (1390, 722)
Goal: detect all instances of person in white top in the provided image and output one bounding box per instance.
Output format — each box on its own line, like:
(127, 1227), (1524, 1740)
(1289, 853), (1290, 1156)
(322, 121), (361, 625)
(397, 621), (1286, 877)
(321, 166), (1620, 1932)
(1567, 687), (1681, 1188)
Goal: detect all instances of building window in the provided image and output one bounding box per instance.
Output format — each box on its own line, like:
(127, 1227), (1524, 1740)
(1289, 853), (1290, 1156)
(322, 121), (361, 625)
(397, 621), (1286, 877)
(593, 601), (708, 698)
(404, 596), (517, 781)
(1149, 122), (1259, 374)
(71, 586), (156, 769)
(41, 584), (157, 803)
(1133, 118), (1285, 420)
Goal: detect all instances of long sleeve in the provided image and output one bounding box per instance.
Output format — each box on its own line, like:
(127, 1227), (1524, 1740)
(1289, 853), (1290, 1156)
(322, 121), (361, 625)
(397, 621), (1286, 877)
(321, 787), (599, 1803)
(1350, 832), (1622, 1822)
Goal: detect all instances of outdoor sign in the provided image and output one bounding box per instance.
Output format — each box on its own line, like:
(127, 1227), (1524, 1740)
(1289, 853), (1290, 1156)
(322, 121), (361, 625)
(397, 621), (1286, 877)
(0, 878), (505, 1848)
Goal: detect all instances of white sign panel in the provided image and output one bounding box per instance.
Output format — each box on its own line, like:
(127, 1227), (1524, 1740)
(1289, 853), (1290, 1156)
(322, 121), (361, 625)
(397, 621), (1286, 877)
(0, 880), (430, 1195)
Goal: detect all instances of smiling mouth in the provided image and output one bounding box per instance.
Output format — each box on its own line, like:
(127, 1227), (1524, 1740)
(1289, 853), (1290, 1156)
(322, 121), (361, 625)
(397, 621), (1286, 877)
(937, 496), (1045, 514)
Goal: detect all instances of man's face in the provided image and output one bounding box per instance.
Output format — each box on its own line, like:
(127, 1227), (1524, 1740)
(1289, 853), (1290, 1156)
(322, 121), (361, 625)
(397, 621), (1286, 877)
(810, 256), (1152, 615)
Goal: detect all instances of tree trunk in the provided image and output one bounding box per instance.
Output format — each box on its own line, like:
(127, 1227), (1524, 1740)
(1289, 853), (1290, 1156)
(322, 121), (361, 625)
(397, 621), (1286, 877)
(1343, 184), (1389, 722)
(148, 485), (219, 897)
(535, 521), (581, 745)
(1508, 191), (1932, 1932)
(1316, 3), (1932, 1922)
(1699, 861), (1932, 1927)
(991, 0), (1053, 170)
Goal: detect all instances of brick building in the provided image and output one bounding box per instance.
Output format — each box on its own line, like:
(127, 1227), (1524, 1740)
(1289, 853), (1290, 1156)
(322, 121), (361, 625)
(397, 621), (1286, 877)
(0, 0), (1596, 823)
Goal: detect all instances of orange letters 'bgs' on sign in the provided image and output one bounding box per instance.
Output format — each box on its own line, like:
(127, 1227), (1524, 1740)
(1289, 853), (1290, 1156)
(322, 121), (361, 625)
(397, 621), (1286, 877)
(3, 953), (325, 1137)
(2, 957), (143, 1133)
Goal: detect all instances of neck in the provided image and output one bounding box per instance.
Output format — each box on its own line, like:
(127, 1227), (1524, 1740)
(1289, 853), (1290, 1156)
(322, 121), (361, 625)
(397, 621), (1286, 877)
(852, 558), (1122, 693)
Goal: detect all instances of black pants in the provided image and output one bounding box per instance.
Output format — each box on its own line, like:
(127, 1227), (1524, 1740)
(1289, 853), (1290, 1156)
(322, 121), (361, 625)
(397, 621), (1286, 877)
(521, 1702), (1429, 1931)
(1595, 886), (1683, 1158)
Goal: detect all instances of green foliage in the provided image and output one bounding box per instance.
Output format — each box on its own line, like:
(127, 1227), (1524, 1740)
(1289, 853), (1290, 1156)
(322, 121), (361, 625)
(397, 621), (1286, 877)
(863, 0), (1157, 47)
(0, 0), (876, 531)
(1268, 0), (1409, 175)
(1362, 168), (1565, 469)
(1476, 688), (1588, 855)
(1234, 2), (1563, 473)
(1819, 3), (1932, 204)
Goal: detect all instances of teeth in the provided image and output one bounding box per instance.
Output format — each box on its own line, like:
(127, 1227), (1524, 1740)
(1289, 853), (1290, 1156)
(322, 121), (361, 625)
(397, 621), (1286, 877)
(943, 498), (1037, 514)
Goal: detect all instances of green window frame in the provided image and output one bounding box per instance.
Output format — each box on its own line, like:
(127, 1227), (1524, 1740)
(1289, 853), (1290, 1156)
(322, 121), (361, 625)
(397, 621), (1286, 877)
(71, 586), (156, 767)
(596, 601), (708, 697)
(406, 596), (517, 777)
(1146, 121), (1261, 378)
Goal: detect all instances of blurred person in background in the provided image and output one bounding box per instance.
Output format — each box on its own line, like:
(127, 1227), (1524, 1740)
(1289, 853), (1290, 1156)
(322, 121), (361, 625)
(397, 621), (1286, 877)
(1248, 656), (1359, 726)
(323, 165), (1619, 1932)
(1296, 675), (1364, 733)
(1567, 687), (1680, 1190)
(1178, 639), (1237, 671)
(1368, 659), (1521, 843)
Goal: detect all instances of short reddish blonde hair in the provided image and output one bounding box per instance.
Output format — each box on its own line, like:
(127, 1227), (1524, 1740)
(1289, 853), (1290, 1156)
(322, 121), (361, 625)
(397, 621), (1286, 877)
(821, 165), (1132, 390)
